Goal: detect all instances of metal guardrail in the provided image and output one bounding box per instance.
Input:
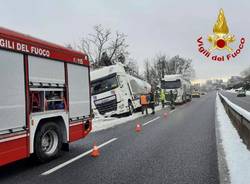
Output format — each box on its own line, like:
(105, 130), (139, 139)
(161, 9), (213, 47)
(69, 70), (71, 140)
(219, 93), (250, 150)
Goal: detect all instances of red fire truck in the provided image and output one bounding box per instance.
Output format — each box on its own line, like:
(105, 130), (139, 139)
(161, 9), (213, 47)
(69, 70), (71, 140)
(0, 27), (92, 166)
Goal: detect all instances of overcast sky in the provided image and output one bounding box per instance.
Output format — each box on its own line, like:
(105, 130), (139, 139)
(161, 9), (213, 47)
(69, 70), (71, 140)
(1, 0), (249, 82)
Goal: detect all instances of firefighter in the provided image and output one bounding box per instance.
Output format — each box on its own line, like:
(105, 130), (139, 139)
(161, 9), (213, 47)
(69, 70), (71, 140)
(140, 94), (149, 115)
(149, 91), (155, 114)
(160, 89), (166, 108)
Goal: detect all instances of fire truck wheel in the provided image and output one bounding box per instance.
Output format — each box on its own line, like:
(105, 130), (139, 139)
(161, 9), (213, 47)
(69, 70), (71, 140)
(34, 122), (63, 162)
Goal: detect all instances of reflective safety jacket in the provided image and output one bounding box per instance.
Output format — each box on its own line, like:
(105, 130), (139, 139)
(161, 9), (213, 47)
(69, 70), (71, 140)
(160, 90), (165, 101)
(140, 95), (148, 105)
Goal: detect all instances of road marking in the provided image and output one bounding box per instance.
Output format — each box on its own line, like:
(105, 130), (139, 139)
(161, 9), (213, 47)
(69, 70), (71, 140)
(170, 109), (176, 113)
(41, 138), (118, 176)
(142, 116), (160, 126)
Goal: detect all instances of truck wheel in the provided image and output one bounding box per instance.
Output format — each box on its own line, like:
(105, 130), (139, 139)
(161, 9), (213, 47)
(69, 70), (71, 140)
(184, 95), (187, 103)
(128, 102), (134, 116)
(34, 122), (62, 162)
(182, 96), (185, 104)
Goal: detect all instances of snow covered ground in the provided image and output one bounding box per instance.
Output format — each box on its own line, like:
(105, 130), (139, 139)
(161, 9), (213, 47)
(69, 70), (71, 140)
(216, 94), (250, 184)
(220, 93), (250, 121)
(226, 89), (237, 93)
(92, 105), (164, 132)
(226, 89), (250, 96)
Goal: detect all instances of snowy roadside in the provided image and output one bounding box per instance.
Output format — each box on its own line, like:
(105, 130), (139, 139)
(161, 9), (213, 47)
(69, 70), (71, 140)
(216, 94), (250, 184)
(220, 93), (250, 121)
(226, 89), (250, 96)
(92, 105), (164, 132)
(226, 89), (237, 94)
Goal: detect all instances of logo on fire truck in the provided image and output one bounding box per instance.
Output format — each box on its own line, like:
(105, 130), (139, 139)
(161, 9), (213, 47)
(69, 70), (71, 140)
(197, 9), (246, 62)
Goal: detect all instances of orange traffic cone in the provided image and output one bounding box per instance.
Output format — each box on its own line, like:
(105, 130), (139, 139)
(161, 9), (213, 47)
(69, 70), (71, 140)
(163, 112), (168, 118)
(91, 142), (100, 157)
(135, 123), (141, 132)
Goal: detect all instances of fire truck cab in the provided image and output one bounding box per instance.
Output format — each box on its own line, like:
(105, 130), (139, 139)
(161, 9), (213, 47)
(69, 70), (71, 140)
(0, 27), (92, 166)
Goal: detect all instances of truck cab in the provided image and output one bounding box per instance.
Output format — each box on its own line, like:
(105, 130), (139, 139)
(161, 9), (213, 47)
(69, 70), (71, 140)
(161, 74), (192, 104)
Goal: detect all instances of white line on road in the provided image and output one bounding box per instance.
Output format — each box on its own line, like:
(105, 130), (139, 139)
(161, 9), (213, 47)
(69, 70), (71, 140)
(41, 137), (118, 176)
(142, 116), (160, 126)
(170, 109), (176, 113)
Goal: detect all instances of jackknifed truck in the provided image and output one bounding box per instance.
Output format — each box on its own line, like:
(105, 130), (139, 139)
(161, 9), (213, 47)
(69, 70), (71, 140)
(91, 63), (151, 117)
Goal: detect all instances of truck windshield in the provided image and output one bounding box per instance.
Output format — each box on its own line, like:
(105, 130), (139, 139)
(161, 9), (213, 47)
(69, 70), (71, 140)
(161, 79), (181, 89)
(91, 75), (119, 95)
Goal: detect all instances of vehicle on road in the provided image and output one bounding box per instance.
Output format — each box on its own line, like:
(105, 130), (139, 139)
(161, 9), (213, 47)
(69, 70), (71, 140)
(237, 90), (246, 97)
(161, 74), (192, 104)
(201, 91), (206, 95)
(91, 63), (151, 117)
(0, 27), (92, 166)
(192, 91), (201, 98)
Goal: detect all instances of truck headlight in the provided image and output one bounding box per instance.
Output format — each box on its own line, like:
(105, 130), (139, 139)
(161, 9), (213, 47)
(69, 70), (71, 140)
(177, 96), (182, 100)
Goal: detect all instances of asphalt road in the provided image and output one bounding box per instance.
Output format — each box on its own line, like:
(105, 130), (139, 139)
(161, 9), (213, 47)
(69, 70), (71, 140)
(0, 92), (219, 184)
(221, 91), (250, 112)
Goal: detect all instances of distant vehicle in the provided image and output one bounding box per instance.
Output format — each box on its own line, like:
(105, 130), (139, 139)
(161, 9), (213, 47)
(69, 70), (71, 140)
(237, 90), (246, 97)
(192, 91), (201, 98)
(91, 63), (151, 117)
(0, 28), (92, 166)
(234, 87), (243, 92)
(201, 92), (206, 95)
(161, 74), (192, 104)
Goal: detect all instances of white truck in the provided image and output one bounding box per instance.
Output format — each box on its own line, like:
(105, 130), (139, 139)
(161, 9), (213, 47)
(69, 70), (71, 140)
(91, 63), (151, 117)
(0, 27), (92, 166)
(161, 74), (192, 104)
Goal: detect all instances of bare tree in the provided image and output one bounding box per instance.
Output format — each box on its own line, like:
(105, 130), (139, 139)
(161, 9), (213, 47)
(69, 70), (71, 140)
(143, 59), (151, 83)
(164, 55), (195, 80)
(78, 25), (110, 67)
(108, 31), (128, 63)
(91, 25), (111, 65)
(149, 66), (159, 90)
(78, 24), (129, 69)
(125, 58), (139, 76)
(143, 54), (195, 88)
(153, 54), (168, 80)
(142, 58), (160, 89)
(78, 38), (94, 64)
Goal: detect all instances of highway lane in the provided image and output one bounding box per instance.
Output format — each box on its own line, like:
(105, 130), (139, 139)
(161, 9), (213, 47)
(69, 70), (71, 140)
(221, 91), (250, 112)
(0, 92), (219, 184)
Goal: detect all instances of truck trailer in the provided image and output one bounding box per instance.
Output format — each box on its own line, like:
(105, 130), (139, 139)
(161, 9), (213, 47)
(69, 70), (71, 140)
(91, 63), (151, 117)
(0, 27), (92, 166)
